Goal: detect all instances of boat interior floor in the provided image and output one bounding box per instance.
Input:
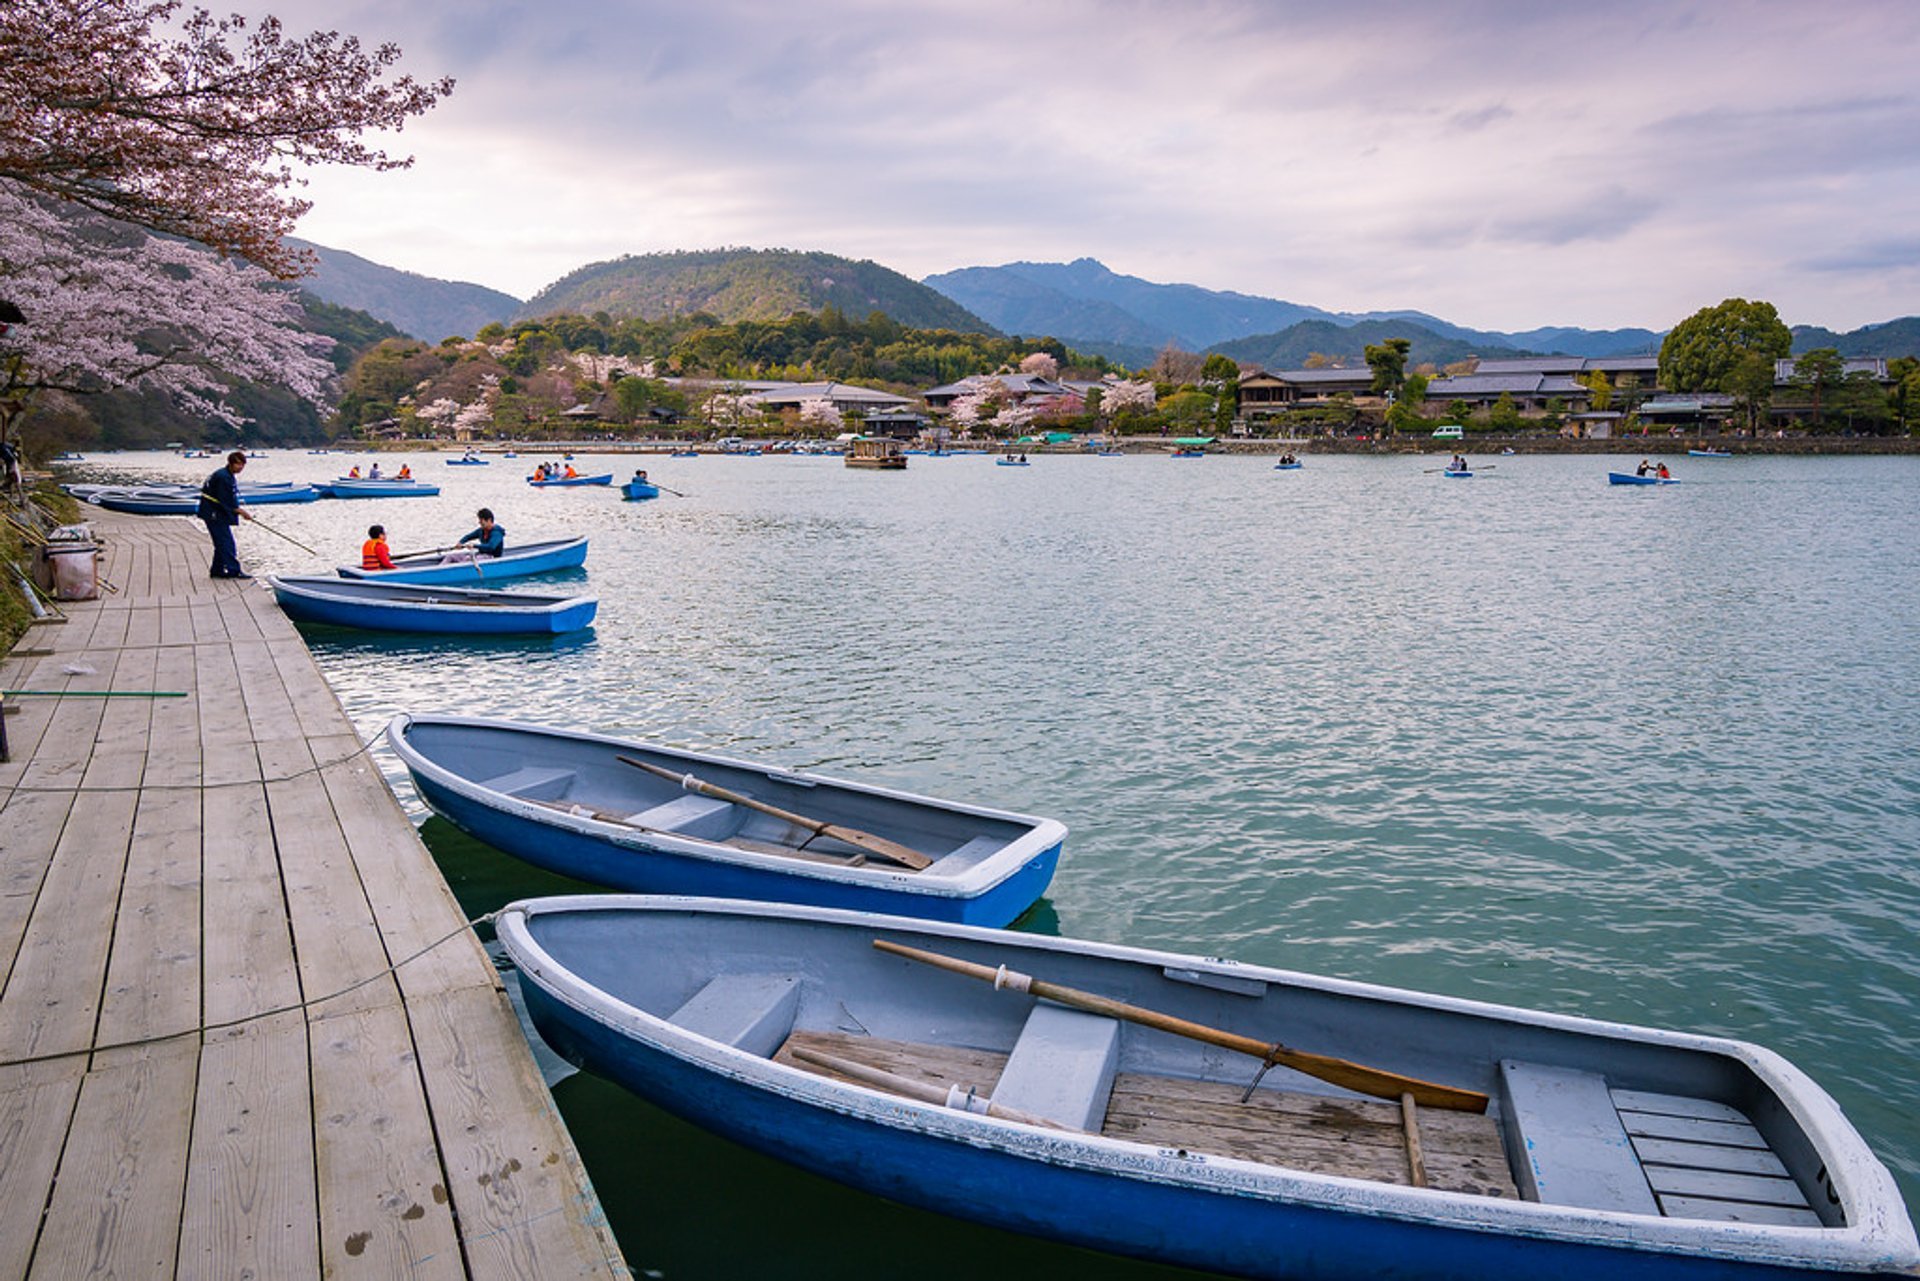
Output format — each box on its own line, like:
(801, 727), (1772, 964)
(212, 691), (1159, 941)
(777, 1030), (1517, 1198)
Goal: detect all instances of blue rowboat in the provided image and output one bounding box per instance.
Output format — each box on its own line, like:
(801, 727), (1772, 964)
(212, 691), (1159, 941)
(622, 480), (660, 500)
(527, 473), (612, 487)
(86, 488), (201, 516)
(230, 483), (319, 505)
(319, 478), (441, 498)
(1170, 449), (1206, 458)
(995, 458), (1030, 467)
(336, 535), (588, 585)
(670, 450), (700, 458)
(1274, 462), (1303, 470)
(1442, 468), (1473, 479)
(500, 895), (1918, 1281)
(387, 714), (1065, 926)
(1686, 449), (1732, 458)
(269, 576), (595, 634)
(445, 455), (490, 466)
(1609, 472), (1678, 486)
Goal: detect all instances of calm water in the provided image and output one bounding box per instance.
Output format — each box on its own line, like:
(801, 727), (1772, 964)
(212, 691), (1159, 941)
(81, 448), (1920, 1278)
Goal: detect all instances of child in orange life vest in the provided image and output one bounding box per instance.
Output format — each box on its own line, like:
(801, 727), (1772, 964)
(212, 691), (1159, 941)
(361, 524), (396, 571)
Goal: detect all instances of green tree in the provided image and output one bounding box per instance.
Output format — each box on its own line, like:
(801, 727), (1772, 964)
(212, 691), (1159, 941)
(1725, 351), (1778, 434)
(1658, 298), (1792, 394)
(1364, 338), (1411, 395)
(1385, 372), (1429, 433)
(1790, 348), (1846, 428)
(1890, 358), (1920, 434)
(1579, 370), (1613, 412)
(1487, 391), (1522, 434)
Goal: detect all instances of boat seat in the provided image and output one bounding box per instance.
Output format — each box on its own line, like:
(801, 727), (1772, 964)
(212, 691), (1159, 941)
(938, 835), (1003, 872)
(991, 1003), (1121, 1132)
(667, 974), (801, 1058)
(479, 765), (576, 802)
(1498, 1060), (1659, 1215)
(626, 793), (741, 840)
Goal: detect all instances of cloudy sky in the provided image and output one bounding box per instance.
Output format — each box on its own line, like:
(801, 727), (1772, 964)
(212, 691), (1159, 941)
(243, 0), (1920, 333)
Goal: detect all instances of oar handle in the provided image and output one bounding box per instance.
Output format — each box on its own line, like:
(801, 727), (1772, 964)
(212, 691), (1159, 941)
(872, 940), (1489, 1112)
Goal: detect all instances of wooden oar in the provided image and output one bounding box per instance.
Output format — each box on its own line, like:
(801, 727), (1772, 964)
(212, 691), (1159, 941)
(616, 755), (932, 870)
(871, 940), (1489, 1113)
(788, 1047), (1067, 1130)
(389, 544), (459, 561)
(521, 797), (865, 866)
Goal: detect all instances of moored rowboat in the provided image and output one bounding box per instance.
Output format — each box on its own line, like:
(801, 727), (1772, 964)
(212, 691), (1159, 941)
(387, 715), (1066, 925)
(501, 895), (1918, 1281)
(336, 535), (589, 584)
(268, 576), (596, 634)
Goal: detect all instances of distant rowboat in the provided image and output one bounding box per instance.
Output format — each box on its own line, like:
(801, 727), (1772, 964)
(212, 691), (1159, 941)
(528, 473), (612, 487)
(1609, 472), (1679, 486)
(336, 535), (589, 585)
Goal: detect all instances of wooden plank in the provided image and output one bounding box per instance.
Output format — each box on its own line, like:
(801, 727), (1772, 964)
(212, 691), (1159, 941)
(1618, 1110), (1769, 1149)
(28, 1038), (199, 1281)
(0, 760), (141, 1060)
(1629, 1135), (1791, 1177)
(201, 774), (302, 1028)
(179, 1011), (320, 1281)
(231, 638), (300, 746)
(194, 642), (253, 753)
(1656, 1194), (1826, 1228)
(1643, 1163), (1811, 1208)
(1610, 1089), (1750, 1125)
(311, 732), (491, 1001)
(258, 737), (400, 1021)
(0, 788), (76, 989)
(0, 1058), (86, 1281)
(310, 1002), (466, 1280)
(96, 783), (204, 1048)
(143, 643), (202, 789)
(406, 984), (629, 1279)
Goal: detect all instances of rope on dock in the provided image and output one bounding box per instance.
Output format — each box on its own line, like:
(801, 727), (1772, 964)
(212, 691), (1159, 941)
(0, 910), (502, 1071)
(0, 727), (383, 795)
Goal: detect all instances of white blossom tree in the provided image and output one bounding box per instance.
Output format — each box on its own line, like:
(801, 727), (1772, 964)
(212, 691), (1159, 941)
(1019, 352), (1059, 379)
(991, 402), (1037, 433)
(797, 397), (842, 433)
(415, 396), (460, 432)
(453, 396), (494, 437)
(0, 186), (334, 442)
(1102, 379), (1158, 415)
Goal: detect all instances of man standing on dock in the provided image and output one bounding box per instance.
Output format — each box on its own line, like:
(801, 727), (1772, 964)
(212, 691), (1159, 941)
(197, 450), (255, 578)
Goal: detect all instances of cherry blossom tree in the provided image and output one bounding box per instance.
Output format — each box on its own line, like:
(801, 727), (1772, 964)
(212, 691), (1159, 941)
(946, 378), (1005, 429)
(1102, 379), (1158, 415)
(991, 402), (1036, 433)
(0, 186), (333, 442)
(415, 397), (460, 432)
(797, 398), (843, 433)
(1019, 352), (1059, 379)
(0, 0), (453, 278)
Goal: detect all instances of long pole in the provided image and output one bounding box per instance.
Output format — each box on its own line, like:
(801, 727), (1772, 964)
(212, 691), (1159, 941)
(872, 939), (1489, 1112)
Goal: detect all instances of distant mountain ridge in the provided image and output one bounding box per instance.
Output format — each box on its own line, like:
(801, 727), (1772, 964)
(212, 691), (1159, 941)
(290, 238), (520, 344)
(924, 258), (1664, 360)
(520, 248), (990, 332)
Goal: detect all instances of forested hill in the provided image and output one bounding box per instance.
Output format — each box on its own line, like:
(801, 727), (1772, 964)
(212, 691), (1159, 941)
(1211, 319), (1495, 371)
(291, 238), (520, 345)
(520, 249), (993, 332)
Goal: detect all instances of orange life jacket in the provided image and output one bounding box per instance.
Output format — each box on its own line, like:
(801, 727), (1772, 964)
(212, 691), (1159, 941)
(362, 538), (394, 570)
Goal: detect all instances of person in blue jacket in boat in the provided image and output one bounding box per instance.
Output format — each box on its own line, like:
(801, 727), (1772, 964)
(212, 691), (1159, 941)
(445, 508), (505, 563)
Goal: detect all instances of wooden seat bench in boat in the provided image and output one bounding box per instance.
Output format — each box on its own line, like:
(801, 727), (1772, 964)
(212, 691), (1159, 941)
(989, 1004), (1122, 1131)
(1497, 1061), (1822, 1225)
(775, 1031), (1517, 1197)
(624, 793), (740, 839)
(668, 974), (800, 1057)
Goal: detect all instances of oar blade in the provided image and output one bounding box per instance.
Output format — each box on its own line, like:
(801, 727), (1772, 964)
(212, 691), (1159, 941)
(818, 824), (932, 870)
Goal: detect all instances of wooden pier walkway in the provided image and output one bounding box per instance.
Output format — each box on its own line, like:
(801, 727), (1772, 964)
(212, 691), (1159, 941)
(0, 511), (628, 1279)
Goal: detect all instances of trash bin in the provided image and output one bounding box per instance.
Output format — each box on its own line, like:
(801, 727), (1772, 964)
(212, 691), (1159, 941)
(36, 542), (99, 601)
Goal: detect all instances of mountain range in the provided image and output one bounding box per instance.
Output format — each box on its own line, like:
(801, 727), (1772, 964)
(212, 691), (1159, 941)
(290, 242), (1917, 368)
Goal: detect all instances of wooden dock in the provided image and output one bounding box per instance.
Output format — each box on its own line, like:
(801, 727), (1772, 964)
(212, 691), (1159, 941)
(0, 511), (628, 1279)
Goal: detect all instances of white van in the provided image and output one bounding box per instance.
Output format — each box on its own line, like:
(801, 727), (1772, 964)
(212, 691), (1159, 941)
(1431, 425), (1464, 440)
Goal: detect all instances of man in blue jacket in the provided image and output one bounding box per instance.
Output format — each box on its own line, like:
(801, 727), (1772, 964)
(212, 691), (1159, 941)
(197, 451), (254, 578)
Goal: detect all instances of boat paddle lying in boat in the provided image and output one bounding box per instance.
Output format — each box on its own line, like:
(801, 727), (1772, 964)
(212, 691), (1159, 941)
(268, 576), (596, 634)
(335, 535), (589, 584)
(387, 714), (1065, 925)
(500, 895), (1918, 1281)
